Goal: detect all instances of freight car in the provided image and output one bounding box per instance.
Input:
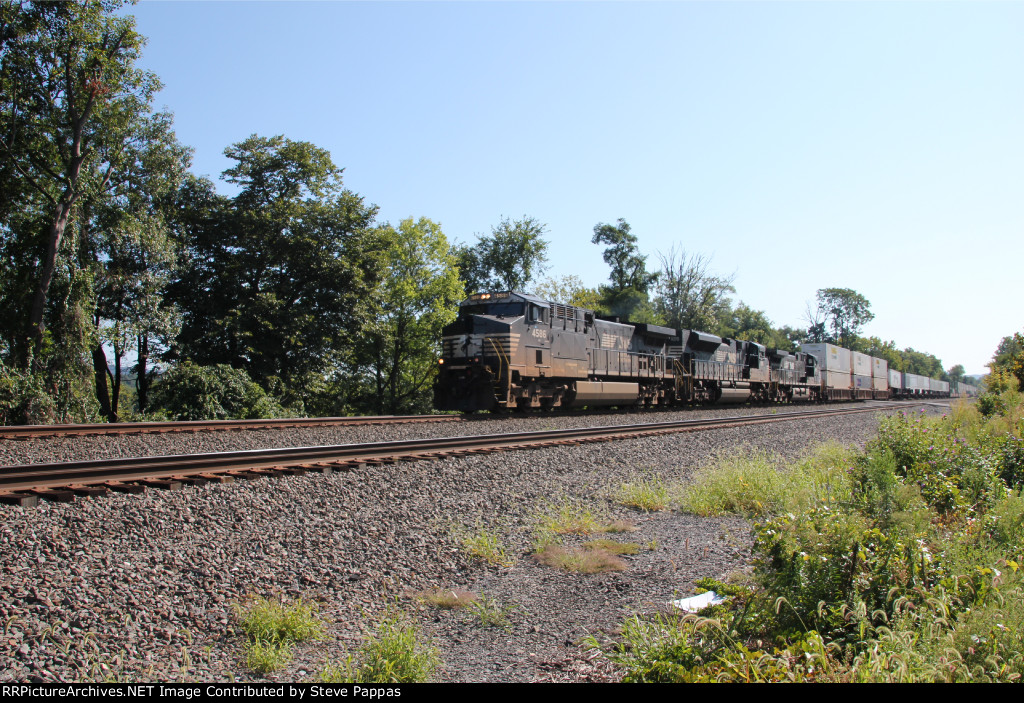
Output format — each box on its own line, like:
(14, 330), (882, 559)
(434, 291), (952, 412)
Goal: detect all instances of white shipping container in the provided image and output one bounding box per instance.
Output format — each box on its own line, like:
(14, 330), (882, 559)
(873, 374), (888, 391)
(852, 352), (872, 377)
(889, 369), (903, 390)
(872, 357), (888, 379)
(854, 374), (873, 390)
(823, 369), (852, 390)
(904, 373), (927, 392)
(801, 343), (851, 373)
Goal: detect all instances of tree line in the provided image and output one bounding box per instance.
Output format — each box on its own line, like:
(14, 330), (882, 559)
(0, 1), (961, 424)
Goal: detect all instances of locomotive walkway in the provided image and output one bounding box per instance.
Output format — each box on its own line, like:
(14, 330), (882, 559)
(0, 403), (924, 507)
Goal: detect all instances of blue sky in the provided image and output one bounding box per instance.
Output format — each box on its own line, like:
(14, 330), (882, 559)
(127, 1), (1024, 375)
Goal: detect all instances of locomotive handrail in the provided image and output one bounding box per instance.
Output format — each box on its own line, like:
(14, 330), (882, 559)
(486, 336), (511, 406)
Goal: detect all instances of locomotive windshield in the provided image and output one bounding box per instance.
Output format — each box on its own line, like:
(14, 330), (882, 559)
(460, 302), (525, 318)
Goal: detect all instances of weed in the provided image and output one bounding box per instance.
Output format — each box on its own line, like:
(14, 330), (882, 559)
(245, 640), (293, 674)
(468, 594), (515, 630)
(613, 476), (680, 512)
(535, 544), (626, 573)
(680, 448), (787, 517)
(583, 538), (641, 555)
(415, 588), (477, 609)
(320, 615), (440, 683)
(234, 596), (324, 645)
(233, 595), (324, 674)
(533, 499), (634, 538)
(457, 523), (516, 567)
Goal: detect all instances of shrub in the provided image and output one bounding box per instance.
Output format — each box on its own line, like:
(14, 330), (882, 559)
(150, 363), (290, 420)
(0, 363), (56, 425)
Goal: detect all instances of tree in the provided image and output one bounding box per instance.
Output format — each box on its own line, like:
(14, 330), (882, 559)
(454, 215), (549, 294)
(810, 288), (874, 349)
(356, 218), (463, 414)
(990, 332), (1024, 390)
(948, 364), (966, 385)
(532, 274), (603, 311)
(863, 337), (904, 371)
(653, 247), (735, 331)
(84, 111), (190, 420)
(591, 218), (659, 320)
(167, 135), (385, 402)
(0, 0), (161, 368)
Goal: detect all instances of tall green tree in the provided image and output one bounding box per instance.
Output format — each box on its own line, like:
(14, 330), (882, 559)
(809, 288), (874, 348)
(591, 218), (659, 320)
(454, 215), (549, 294)
(84, 111), (190, 420)
(167, 135), (385, 403)
(356, 217), (463, 414)
(0, 0), (160, 368)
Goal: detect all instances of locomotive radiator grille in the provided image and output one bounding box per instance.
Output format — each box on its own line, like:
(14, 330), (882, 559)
(442, 333), (516, 358)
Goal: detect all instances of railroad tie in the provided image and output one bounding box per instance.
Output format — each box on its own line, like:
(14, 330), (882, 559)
(198, 473), (234, 484)
(67, 484), (108, 497)
(28, 487), (75, 503)
(105, 481), (146, 494)
(139, 478), (183, 491)
(0, 492), (39, 507)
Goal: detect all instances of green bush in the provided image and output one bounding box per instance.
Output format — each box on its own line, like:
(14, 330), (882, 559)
(0, 363), (56, 425)
(150, 363), (290, 420)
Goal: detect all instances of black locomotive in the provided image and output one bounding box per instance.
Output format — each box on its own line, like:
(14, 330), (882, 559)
(434, 291), (825, 412)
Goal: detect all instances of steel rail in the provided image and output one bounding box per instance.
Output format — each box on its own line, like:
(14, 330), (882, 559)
(0, 404), (903, 503)
(0, 414), (460, 439)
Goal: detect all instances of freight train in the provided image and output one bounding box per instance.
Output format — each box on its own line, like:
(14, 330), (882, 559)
(434, 291), (976, 412)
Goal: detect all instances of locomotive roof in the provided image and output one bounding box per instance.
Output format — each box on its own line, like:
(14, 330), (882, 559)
(463, 291), (574, 308)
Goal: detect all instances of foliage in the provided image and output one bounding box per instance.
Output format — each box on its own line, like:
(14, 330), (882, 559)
(597, 405), (1024, 682)
(454, 215), (549, 294)
(149, 362), (288, 420)
(680, 448), (790, 517)
(0, 0), (162, 367)
(468, 594), (515, 630)
(591, 218), (659, 320)
(991, 332), (1024, 392)
(531, 274), (604, 311)
(653, 247), (735, 331)
(353, 217), (463, 414)
(320, 615), (440, 684)
(0, 362), (56, 425)
(807, 288), (874, 349)
(457, 522), (515, 567)
(234, 595), (324, 674)
(167, 135), (384, 405)
(612, 475), (682, 512)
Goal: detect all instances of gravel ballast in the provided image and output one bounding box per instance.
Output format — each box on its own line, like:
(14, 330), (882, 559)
(0, 403), (947, 682)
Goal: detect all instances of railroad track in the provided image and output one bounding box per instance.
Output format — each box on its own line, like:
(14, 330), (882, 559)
(0, 414), (460, 440)
(0, 403), (916, 507)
